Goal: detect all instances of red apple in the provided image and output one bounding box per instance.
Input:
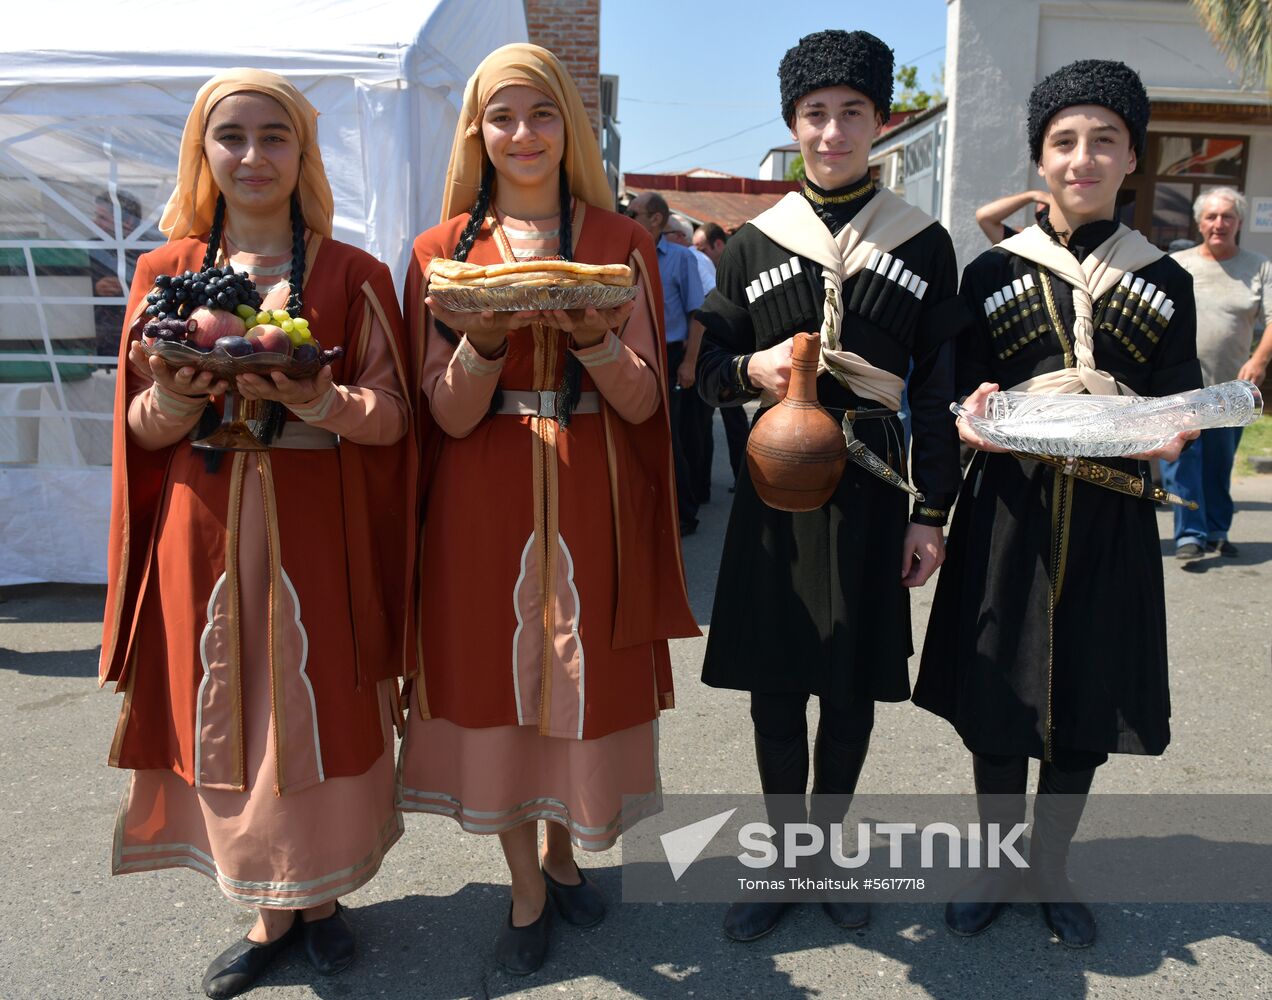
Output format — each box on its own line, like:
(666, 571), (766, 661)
(248, 324), (293, 356)
(189, 306), (246, 350)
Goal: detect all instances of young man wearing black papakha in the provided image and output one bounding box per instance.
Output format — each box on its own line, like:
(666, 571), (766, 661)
(913, 60), (1201, 948)
(696, 29), (964, 942)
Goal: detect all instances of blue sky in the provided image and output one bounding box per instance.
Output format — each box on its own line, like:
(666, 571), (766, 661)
(599, 0), (949, 178)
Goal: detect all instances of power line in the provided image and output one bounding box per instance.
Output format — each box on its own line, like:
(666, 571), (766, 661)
(624, 96), (772, 108)
(898, 44), (946, 65)
(630, 117), (783, 172)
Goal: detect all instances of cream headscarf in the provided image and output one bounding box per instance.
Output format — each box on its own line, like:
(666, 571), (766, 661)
(159, 68), (334, 241)
(440, 43), (613, 222)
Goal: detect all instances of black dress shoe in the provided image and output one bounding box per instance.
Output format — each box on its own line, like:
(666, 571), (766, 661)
(543, 864), (606, 927)
(945, 898), (1008, 937)
(1034, 864), (1096, 948)
(1207, 540), (1239, 557)
(722, 901), (790, 942)
(494, 899), (552, 976)
(302, 901), (355, 975)
(943, 868), (1018, 937)
(1040, 899), (1096, 948)
(821, 899), (870, 929)
(201, 919), (298, 999)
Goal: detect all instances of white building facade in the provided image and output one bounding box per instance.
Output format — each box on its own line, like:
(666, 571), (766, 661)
(940, 0), (1272, 269)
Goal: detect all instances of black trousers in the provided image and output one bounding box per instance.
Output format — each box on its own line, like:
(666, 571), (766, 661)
(666, 340), (698, 525)
(720, 404), (750, 483)
(749, 691), (875, 832)
(681, 384), (714, 503)
(971, 748), (1106, 872)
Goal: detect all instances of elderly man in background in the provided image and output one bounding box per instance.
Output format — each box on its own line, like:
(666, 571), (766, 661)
(628, 191), (706, 534)
(1163, 187), (1272, 560)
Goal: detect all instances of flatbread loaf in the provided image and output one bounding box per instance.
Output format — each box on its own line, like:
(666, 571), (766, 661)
(429, 258), (633, 289)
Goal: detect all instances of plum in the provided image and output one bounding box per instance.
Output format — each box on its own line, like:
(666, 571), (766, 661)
(214, 335), (254, 358)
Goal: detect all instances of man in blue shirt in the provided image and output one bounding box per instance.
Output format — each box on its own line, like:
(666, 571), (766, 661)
(628, 191), (705, 533)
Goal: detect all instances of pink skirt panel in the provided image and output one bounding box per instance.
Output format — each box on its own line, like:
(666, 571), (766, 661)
(113, 679), (401, 910)
(397, 715), (661, 852)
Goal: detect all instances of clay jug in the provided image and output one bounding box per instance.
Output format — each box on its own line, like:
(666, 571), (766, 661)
(746, 332), (847, 512)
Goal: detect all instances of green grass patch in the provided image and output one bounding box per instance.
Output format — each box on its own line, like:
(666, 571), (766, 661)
(1236, 414), (1272, 475)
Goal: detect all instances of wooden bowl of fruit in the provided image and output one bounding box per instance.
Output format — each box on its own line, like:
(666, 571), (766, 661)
(139, 266), (342, 379)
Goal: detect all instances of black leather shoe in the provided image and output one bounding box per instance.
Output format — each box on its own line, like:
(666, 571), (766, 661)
(945, 898), (1008, 937)
(301, 901), (355, 975)
(543, 865), (606, 927)
(1041, 898), (1096, 947)
(494, 899), (552, 976)
(201, 918), (298, 999)
(1207, 540), (1239, 557)
(722, 901), (790, 942)
(821, 899), (870, 929)
(943, 868), (1019, 937)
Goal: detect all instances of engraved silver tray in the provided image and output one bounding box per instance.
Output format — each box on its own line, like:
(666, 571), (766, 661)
(429, 283), (637, 313)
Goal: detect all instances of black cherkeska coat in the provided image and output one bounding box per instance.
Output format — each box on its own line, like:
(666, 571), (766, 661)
(913, 218), (1201, 758)
(696, 186), (965, 705)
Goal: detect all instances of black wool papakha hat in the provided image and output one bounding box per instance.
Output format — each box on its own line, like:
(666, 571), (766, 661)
(778, 29), (894, 125)
(1026, 59), (1150, 162)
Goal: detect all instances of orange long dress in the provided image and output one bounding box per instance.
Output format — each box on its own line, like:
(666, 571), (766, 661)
(398, 203), (697, 849)
(102, 235), (416, 908)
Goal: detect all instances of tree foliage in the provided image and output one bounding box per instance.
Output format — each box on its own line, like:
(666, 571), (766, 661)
(894, 64), (944, 113)
(1189, 0), (1272, 91)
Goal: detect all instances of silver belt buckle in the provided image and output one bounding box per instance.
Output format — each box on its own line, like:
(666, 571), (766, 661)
(537, 389), (557, 419)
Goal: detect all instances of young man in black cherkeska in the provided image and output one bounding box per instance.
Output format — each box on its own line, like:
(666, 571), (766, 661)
(914, 60), (1201, 948)
(696, 29), (964, 943)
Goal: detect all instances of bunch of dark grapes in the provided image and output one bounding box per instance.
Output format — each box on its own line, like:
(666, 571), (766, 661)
(144, 266), (263, 321)
(142, 317), (196, 342)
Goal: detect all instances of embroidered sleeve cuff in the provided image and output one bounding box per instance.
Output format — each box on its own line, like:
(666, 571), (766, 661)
(910, 504), (949, 527)
(288, 385), (338, 423)
(153, 383), (209, 419)
(570, 330), (623, 368)
(457, 335), (507, 375)
(736, 353), (761, 396)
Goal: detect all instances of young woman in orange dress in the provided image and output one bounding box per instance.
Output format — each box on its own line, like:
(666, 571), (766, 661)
(99, 69), (415, 999)
(398, 43), (697, 975)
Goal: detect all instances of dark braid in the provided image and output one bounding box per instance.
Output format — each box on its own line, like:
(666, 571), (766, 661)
(254, 196), (308, 447)
(436, 162), (496, 352)
(554, 166), (583, 427)
(201, 195), (226, 271)
(453, 161), (496, 264)
(199, 195), (229, 472)
(286, 194), (307, 315)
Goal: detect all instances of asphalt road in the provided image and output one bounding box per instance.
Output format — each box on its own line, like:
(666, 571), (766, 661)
(1, 430), (1269, 999)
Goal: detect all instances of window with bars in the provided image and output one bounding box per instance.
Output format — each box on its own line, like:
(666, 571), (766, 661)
(0, 114), (177, 466)
(1117, 133), (1249, 251)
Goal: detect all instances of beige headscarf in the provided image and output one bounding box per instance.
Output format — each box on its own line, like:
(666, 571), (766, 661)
(440, 43), (613, 222)
(159, 68), (334, 240)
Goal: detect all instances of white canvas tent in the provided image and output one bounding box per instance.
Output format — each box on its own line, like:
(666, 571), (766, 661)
(0, 0), (526, 584)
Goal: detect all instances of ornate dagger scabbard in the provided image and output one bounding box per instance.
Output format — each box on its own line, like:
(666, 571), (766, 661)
(844, 426), (925, 501)
(1014, 451), (1198, 509)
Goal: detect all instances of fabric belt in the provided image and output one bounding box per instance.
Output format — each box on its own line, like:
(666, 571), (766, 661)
(272, 422), (340, 449)
(496, 389), (601, 419)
